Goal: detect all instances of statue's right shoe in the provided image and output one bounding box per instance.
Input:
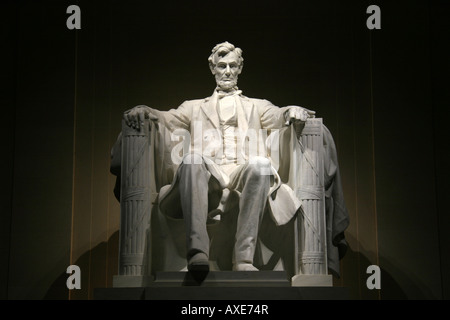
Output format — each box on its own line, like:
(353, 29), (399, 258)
(187, 252), (210, 273)
(233, 263), (259, 271)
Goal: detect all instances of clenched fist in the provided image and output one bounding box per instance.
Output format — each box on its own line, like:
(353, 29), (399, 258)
(123, 105), (159, 130)
(284, 106), (315, 125)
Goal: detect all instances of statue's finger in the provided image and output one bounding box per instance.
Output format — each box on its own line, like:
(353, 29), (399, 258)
(148, 112), (158, 121)
(123, 113), (130, 126)
(130, 112), (138, 128)
(138, 112), (146, 130)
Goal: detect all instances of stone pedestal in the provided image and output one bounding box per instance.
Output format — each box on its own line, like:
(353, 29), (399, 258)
(96, 271), (349, 300)
(153, 271), (290, 287)
(291, 274), (333, 287)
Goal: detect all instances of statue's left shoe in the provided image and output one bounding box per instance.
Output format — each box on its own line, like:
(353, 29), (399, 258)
(187, 252), (210, 273)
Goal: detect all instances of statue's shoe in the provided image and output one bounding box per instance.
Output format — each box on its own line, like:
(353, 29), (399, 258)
(233, 263), (259, 271)
(187, 252), (210, 273)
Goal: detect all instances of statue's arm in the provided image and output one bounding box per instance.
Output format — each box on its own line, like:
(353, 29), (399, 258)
(258, 100), (288, 129)
(259, 100), (315, 129)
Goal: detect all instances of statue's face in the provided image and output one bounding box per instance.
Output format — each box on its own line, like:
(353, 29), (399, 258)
(212, 51), (242, 91)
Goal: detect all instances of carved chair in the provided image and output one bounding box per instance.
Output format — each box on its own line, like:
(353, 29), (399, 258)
(112, 118), (331, 287)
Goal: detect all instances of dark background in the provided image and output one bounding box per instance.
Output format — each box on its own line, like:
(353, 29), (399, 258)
(1, 0), (449, 299)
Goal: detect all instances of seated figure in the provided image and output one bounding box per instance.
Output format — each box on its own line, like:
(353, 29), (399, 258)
(111, 41), (349, 284)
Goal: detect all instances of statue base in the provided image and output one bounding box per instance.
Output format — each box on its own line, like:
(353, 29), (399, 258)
(97, 271), (348, 300)
(291, 274), (333, 287)
(113, 272), (333, 287)
(152, 271), (290, 287)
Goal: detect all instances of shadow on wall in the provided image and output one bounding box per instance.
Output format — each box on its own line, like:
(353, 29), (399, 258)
(338, 233), (401, 299)
(44, 231), (119, 300)
(44, 228), (439, 299)
(343, 233), (405, 299)
(43, 265), (70, 300)
(342, 232), (439, 299)
(378, 252), (440, 300)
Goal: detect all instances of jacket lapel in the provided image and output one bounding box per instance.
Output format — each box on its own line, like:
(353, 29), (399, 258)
(200, 96), (220, 129)
(236, 96), (254, 133)
(200, 94), (255, 132)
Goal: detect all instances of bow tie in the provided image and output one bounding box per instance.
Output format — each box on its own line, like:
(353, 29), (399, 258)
(216, 88), (242, 99)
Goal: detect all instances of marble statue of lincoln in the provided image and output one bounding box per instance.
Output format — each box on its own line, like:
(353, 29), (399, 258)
(122, 41), (315, 273)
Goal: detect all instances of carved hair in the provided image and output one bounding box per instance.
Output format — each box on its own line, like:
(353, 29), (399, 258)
(208, 41), (244, 72)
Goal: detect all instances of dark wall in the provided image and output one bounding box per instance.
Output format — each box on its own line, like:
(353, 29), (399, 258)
(0, 0), (17, 300)
(372, 0), (443, 299)
(3, 1), (75, 299)
(430, 0), (450, 300)
(2, 0), (449, 300)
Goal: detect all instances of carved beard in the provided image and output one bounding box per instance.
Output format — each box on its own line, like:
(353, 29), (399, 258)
(216, 78), (238, 91)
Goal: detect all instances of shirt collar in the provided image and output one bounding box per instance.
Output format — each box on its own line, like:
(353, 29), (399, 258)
(214, 86), (243, 99)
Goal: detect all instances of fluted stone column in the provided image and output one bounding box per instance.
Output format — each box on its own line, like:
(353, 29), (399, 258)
(291, 119), (331, 286)
(113, 120), (153, 287)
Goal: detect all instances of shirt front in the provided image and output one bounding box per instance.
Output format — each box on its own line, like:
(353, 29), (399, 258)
(217, 92), (240, 177)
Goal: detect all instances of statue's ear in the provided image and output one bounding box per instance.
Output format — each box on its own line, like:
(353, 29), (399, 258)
(209, 62), (216, 75)
(238, 62), (244, 75)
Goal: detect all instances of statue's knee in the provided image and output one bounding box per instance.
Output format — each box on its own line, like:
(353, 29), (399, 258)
(246, 157), (271, 178)
(178, 153), (207, 177)
(182, 153), (204, 165)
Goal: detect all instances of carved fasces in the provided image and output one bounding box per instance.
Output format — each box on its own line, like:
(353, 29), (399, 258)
(119, 120), (152, 276)
(293, 119), (327, 275)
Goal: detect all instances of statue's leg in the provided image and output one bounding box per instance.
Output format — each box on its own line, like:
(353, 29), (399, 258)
(231, 157), (271, 271)
(178, 153), (211, 271)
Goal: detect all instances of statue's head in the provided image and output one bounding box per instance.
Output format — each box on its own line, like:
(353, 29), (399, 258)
(208, 41), (244, 91)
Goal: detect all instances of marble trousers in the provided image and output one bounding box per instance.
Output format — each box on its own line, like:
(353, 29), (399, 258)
(178, 154), (271, 265)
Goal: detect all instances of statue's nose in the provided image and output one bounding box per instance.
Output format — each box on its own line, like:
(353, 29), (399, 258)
(225, 65), (231, 75)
